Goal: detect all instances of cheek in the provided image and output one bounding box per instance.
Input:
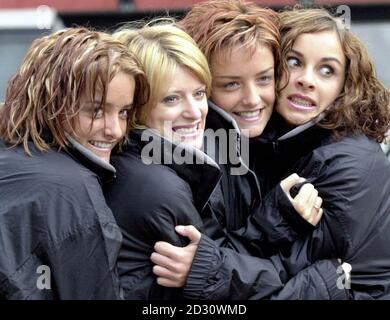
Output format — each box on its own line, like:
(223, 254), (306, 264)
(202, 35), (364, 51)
(278, 73), (290, 91)
(262, 88), (276, 106)
(74, 115), (94, 138)
(211, 91), (237, 112)
(120, 119), (127, 134)
(200, 101), (208, 118)
(147, 106), (174, 129)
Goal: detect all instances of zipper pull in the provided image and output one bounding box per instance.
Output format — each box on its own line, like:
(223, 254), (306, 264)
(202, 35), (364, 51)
(272, 141), (279, 153)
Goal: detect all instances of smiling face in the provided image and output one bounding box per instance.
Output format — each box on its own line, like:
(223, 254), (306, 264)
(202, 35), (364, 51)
(276, 30), (346, 126)
(73, 72), (135, 163)
(210, 44), (275, 138)
(145, 65), (208, 149)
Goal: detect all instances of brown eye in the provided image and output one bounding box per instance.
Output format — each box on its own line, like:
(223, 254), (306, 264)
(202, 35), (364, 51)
(93, 108), (104, 118)
(119, 109), (130, 119)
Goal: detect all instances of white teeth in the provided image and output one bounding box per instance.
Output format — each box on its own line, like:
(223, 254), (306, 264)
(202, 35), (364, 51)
(174, 126), (198, 135)
(89, 141), (113, 149)
(236, 110), (260, 118)
(291, 97), (313, 107)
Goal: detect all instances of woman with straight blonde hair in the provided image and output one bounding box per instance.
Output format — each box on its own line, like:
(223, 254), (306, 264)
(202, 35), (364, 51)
(0, 27), (149, 299)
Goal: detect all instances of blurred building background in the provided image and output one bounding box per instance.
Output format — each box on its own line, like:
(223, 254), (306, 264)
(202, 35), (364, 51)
(0, 1), (389, 157)
(1, 0), (389, 101)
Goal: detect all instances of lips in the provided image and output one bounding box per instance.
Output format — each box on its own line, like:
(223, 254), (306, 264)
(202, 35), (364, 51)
(88, 140), (115, 150)
(172, 122), (202, 140)
(287, 94), (317, 110)
(233, 109), (262, 122)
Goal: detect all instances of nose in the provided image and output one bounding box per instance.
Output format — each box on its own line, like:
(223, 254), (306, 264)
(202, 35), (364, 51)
(296, 68), (315, 90)
(242, 83), (261, 107)
(183, 98), (203, 120)
(104, 114), (125, 140)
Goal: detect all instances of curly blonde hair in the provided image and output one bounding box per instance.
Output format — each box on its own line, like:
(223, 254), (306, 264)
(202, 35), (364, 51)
(0, 27), (149, 154)
(279, 8), (390, 142)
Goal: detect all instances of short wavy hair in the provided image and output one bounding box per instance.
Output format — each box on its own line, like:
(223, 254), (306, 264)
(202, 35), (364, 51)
(114, 21), (211, 128)
(0, 27), (149, 154)
(179, 0), (282, 86)
(279, 7), (390, 142)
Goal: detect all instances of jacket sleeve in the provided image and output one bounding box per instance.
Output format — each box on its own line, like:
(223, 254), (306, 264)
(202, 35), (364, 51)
(106, 177), (204, 300)
(225, 184), (315, 257)
(276, 143), (390, 299)
(0, 179), (123, 300)
(183, 234), (348, 300)
(269, 259), (349, 300)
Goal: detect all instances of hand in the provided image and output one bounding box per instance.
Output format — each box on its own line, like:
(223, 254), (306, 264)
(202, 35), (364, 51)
(280, 173), (323, 226)
(151, 225), (201, 287)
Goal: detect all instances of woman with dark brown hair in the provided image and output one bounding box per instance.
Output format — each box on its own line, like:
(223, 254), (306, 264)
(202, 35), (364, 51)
(255, 7), (390, 299)
(0, 27), (149, 299)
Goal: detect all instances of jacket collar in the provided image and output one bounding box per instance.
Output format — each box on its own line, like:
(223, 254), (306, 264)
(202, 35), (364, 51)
(129, 129), (222, 212)
(255, 112), (332, 158)
(65, 134), (116, 184)
(205, 101), (253, 175)
(278, 113), (326, 141)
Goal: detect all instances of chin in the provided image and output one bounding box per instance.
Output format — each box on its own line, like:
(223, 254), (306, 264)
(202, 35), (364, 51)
(97, 153), (111, 163)
(240, 126), (264, 139)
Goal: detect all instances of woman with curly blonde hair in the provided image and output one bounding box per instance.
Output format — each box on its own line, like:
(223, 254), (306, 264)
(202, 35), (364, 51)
(0, 27), (149, 299)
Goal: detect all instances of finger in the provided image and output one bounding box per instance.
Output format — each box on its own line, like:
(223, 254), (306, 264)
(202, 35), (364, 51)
(280, 173), (306, 194)
(294, 183), (316, 208)
(310, 208), (323, 226)
(307, 186), (319, 209)
(150, 252), (175, 269)
(175, 225), (201, 244)
(293, 184), (317, 220)
(152, 265), (177, 280)
(156, 277), (182, 288)
(314, 196), (323, 210)
(154, 241), (182, 260)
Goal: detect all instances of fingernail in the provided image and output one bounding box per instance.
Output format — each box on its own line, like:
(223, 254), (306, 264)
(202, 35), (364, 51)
(176, 225), (185, 232)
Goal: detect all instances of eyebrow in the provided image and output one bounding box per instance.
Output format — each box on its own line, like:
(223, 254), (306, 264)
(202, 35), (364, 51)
(88, 101), (134, 109)
(165, 85), (206, 94)
(289, 49), (344, 66)
(215, 66), (274, 79)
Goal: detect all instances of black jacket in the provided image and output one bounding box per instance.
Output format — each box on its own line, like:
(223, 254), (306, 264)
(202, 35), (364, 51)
(0, 137), (123, 299)
(250, 113), (390, 299)
(105, 129), (220, 299)
(105, 119), (347, 300)
(204, 103), (315, 256)
(181, 104), (347, 300)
